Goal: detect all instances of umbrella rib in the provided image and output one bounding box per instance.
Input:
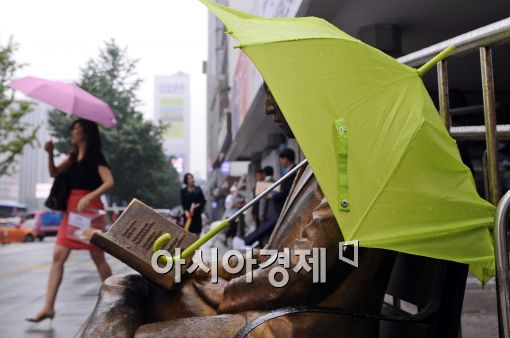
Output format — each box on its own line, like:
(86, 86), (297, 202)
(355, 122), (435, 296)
(236, 37), (355, 49)
(70, 86), (79, 116)
(239, 37), (406, 73)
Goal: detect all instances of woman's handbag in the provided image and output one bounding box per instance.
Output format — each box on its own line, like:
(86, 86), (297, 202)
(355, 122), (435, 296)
(44, 172), (70, 211)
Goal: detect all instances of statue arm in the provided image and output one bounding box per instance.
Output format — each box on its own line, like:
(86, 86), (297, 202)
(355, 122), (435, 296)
(217, 196), (342, 313)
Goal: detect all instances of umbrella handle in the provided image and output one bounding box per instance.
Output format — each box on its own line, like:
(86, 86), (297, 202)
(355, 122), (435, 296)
(174, 219), (231, 261)
(152, 219), (230, 264)
(417, 45), (456, 77)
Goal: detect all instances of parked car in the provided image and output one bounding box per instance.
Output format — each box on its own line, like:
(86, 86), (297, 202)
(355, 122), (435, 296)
(0, 217), (37, 244)
(23, 211), (63, 241)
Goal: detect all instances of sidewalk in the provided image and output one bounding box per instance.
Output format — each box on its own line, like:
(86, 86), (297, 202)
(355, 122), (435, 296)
(0, 239), (133, 338)
(462, 277), (499, 338)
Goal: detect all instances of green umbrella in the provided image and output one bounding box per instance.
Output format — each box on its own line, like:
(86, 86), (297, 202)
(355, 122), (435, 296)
(201, 1), (496, 282)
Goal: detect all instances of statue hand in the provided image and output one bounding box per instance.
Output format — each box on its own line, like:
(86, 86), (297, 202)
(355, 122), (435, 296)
(191, 259), (238, 281)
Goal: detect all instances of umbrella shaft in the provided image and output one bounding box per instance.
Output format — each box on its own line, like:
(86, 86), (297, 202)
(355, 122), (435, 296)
(227, 159), (308, 223)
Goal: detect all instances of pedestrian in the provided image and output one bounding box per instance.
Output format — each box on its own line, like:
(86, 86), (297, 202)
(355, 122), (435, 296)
(224, 185), (237, 211)
(251, 169), (265, 228)
(258, 166), (276, 224)
(244, 150), (297, 247)
(180, 173), (206, 235)
(26, 118), (114, 323)
(223, 192), (246, 247)
(269, 148), (296, 213)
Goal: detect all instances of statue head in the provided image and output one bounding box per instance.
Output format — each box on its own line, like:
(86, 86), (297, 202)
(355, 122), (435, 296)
(264, 82), (294, 138)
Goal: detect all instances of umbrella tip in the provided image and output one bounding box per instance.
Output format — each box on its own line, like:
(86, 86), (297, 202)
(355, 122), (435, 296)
(416, 45), (456, 77)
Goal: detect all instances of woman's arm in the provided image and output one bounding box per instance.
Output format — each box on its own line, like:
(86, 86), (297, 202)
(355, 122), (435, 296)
(48, 155), (72, 178)
(45, 140), (72, 177)
(77, 165), (114, 212)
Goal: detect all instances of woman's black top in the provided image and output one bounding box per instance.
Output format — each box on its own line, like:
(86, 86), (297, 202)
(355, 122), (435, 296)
(180, 186), (206, 234)
(180, 186), (206, 214)
(67, 151), (109, 190)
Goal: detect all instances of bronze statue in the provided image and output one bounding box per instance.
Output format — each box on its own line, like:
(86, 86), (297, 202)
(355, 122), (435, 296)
(77, 86), (396, 337)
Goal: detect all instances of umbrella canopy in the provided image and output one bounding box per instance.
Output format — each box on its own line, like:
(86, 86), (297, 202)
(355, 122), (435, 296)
(202, 1), (496, 282)
(9, 76), (117, 127)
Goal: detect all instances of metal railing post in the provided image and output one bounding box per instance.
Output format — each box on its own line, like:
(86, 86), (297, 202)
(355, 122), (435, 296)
(495, 190), (510, 338)
(482, 150), (490, 200)
(437, 60), (451, 131)
(480, 46), (501, 204)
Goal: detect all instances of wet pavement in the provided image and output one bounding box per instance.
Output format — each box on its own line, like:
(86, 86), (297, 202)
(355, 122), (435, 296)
(462, 278), (499, 338)
(0, 238), (133, 338)
(0, 236), (501, 337)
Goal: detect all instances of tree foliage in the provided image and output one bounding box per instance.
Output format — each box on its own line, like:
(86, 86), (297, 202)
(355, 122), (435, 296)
(0, 38), (38, 176)
(49, 40), (181, 208)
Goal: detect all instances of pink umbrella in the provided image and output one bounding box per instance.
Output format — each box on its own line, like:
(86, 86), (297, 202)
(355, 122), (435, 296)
(9, 76), (117, 127)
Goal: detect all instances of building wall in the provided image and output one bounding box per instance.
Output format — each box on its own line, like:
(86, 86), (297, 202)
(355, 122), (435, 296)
(18, 103), (54, 210)
(206, 0), (308, 186)
(225, 0), (304, 143)
(207, 1), (307, 166)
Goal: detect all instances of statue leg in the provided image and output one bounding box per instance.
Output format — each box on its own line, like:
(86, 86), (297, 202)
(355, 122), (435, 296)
(77, 274), (223, 337)
(133, 311), (379, 338)
(134, 314), (248, 338)
(77, 274), (182, 337)
(77, 275), (145, 337)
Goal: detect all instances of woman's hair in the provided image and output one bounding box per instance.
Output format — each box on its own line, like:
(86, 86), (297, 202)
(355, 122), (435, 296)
(70, 119), (102, 158)
(183, 173), (193, 185)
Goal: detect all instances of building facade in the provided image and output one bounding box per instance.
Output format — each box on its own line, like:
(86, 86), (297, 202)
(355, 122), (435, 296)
(154, 73), (191, 175)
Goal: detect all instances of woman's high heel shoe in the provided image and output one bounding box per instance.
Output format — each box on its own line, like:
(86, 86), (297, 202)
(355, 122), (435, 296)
(25, 311), (55, 323)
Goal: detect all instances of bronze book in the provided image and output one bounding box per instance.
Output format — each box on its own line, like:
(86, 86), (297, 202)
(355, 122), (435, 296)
(90, 199), (198, 289)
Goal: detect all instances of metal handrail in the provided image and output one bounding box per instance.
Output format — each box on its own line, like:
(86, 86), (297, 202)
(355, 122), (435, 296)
(450, 125), (510, 141)
(398, 18), (510, 66)
(495, 190), (510, 338)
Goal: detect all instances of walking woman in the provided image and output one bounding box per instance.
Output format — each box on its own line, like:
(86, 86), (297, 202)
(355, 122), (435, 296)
(180, 173), (206, 235)
(26, 119), (114, 323)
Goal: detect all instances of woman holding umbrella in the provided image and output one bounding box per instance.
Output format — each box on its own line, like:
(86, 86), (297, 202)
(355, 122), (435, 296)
(26, 118), (114, 323)
(180, 173), (206, 235)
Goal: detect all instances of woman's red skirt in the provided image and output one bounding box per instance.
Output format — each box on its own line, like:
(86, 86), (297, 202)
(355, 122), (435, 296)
(56, 189), (103, 251)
